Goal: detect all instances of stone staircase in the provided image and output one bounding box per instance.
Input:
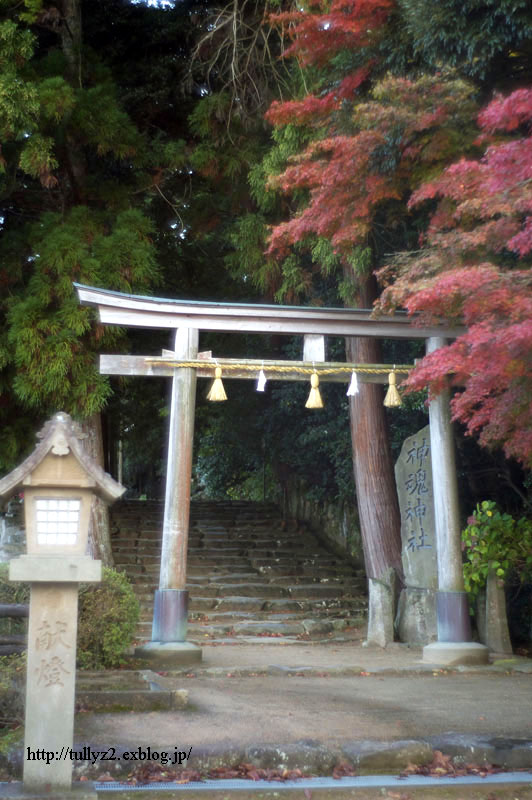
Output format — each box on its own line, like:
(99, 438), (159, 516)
(110, 499), (367, 642)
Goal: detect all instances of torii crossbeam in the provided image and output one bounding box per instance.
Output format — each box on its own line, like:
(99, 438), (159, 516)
(76, 283), (487, 666)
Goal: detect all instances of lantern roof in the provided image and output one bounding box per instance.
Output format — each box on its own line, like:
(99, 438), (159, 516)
(0, 412), (125, 504)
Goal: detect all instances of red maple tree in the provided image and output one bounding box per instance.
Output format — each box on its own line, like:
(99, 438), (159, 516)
(266, 74), (479, 259)
(378, 87), (532, 467)
(265, 0), (393, 131)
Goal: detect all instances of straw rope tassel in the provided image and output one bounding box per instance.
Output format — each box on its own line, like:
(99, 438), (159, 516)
(207, 366), (227, 402)
(383, 371), (402, 407)
(305, 371), (323, 409)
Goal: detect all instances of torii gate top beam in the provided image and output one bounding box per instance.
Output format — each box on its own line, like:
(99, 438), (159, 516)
(74, 284), (464, 340)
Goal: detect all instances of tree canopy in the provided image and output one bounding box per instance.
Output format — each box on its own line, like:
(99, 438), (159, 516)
(257, 0), (532, 481)
(0, 0), (530, 525)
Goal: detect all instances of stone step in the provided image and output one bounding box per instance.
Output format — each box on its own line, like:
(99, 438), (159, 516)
(125, 576), (365, 600)
(138, 602), (367, 622)
(121, 563), (256, 577)
(112, 532), (309, 545)
(186, 597), (363, 616)
(135, 613), (365, 637)
(111, 499), (367, 642)
(190, 583), (289, 598)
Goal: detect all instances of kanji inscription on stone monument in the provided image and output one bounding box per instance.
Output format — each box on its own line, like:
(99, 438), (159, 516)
(402, 434), (434, 559)
(394, 425), (438, 643)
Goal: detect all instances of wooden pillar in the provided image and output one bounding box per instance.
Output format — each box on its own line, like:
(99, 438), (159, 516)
(426, 337), (471, 643)
(152, 327), (198, 642)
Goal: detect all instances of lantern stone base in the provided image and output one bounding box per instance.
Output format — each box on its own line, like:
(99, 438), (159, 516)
(0, 782), (97, 800)
(9, 555), (101, 583)
(422, 641), (489, 666)
(135, 641), (202, 665)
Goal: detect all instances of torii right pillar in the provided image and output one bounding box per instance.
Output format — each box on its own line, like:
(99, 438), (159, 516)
(423, 337), (489, 666)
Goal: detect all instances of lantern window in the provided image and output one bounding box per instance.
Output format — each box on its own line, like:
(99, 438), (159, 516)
(35, 498), (80, 546)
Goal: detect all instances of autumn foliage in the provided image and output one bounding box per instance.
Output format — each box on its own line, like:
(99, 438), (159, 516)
(266, 0), (391, 126)
(266, 76), (478, 258)
(264, 0), (532, 467)
(270, 0), (393, 68)
(379, 88), (532, 466)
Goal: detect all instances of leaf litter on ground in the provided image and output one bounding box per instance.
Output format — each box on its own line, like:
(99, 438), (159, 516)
(399, 750), (506, 779)
(95, 752), (523, 786)
(121, 762), (314, 784)
(112, 760), (358, 785)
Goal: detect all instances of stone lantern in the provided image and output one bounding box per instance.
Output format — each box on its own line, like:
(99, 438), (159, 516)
(0, 412), (125, 795)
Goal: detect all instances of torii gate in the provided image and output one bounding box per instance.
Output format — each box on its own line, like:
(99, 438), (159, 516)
(75, 283), (488, 666)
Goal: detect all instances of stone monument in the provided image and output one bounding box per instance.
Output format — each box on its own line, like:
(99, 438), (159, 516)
(0, 413), (125, 797)
(394, 425), (438, 644)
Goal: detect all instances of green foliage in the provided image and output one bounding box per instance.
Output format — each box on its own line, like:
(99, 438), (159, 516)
(398, 0), (532, 84)
(226, 214), (281, 294)
(0, 564), (139, 670)
(0, 562), (29, 606)
(162, 139), (187, 170)
(77, 567), (139, 670)
(19, 0), (44, 24)
(462, 501), (532, 596)
(188, 93), (233, 140)
(0, 566), (27, 736)
(38, 76), (75, 122)
(72, 83), (141, 159)
(0, 561), (28, 642)
(0, 653), (25, 737)
(4, 205), (158, 420)
(0, 64), (39, 141)
(0, 19), (34, 70)
(18, 133), (57, 182)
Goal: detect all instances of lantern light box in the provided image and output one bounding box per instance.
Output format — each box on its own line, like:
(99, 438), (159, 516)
(0, 412), (125, 560)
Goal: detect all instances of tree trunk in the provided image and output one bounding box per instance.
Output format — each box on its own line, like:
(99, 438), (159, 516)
(344, 271), (403, 584)
(61, 0), (82, 86)
(79, 413), (114, 567)
(345, 336), (403, 581)
(60, 0), (86, 202)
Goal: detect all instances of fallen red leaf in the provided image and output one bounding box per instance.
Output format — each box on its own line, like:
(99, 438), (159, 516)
(332, 761), (357, 779)
(96, 772), (114, 782)
(399, 751), (505, 780)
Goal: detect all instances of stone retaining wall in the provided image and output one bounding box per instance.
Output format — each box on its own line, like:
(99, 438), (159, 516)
(283, 477), (363, 568)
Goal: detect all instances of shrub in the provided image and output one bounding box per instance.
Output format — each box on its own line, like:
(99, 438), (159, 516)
(462, 500), (532, 597)
(0, 563), (139, 670)
(77, 566), (139, 669)
(0, 564), (28, 639)
(0, 653), (26, 743)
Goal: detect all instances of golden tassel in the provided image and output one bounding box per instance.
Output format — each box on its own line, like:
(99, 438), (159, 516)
(383, 371), (402, 407)
(207, 366), (227, 402)
(305, 371), (324, 409)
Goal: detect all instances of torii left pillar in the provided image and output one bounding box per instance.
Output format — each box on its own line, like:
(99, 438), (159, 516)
(136, 327), (202, 664)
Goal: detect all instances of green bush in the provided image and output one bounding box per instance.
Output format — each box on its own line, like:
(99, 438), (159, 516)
(0, 563), (139, 670)
(77, 566), (139, 669)
(462, 500), (532, 597)
(0, 653), (25, 738)
(0, 565), (28, 639)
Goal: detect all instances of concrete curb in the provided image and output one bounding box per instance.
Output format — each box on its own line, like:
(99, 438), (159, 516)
(3, 775), (532, 800)
(159, 660), (532, 678)
(6, 736), (532, 782)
